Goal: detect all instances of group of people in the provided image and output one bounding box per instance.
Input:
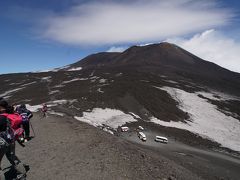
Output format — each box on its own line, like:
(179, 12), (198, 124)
(0, 97), (33, 180)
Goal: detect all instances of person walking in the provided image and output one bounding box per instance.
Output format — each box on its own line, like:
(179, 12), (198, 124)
(0, 99), (28, 179)
(0, 114), (10, 180)
(41, 103), (48, 118)
(16, 104), (33, 142)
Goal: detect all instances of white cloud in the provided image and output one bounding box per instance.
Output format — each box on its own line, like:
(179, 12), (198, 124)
(107, 46), (128, 52)
(41, 0), (233, 46)
(167, 29), (240, 73)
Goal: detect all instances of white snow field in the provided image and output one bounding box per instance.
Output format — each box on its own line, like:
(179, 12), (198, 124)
(152, 86), (240, 152)
(26, 99), (77, 112)
(74, 108), (137, 130)
(26, 104), (43, 112)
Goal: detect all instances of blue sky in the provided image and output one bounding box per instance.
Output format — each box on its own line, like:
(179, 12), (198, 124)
(1, 0), (240, 74)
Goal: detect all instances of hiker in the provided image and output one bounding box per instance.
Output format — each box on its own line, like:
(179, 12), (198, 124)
(41, 103), (47, 117)
(0, 115), (10, 179)
(0, 99), (28, 179)
(16, 104), (33, 142)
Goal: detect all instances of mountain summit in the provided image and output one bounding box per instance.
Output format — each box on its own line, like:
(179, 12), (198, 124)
(66, 42), (240, 95)
(69, 42), (201, 68)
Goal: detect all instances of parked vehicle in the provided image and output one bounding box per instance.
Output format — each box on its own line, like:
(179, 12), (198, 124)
(155, 136), (168, 143)
(138, 132), (147, 141)
(121, 126), (129, 132)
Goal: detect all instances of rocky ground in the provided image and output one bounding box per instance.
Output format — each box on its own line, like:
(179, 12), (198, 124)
(2, 113), (240, 180)
(2, 113), (202, 180)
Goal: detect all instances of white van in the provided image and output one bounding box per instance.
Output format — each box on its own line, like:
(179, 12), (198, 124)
(155, 136), (168, 143)
(138, 126), (144, 130)
(138, 132), (147, 141)
(121, 126), (129, 132)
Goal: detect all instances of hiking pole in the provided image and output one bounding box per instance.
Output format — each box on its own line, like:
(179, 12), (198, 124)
(29, 121), (36, 137)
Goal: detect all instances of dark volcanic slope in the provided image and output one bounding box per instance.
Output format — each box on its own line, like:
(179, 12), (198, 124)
(68, 42), (240, 95)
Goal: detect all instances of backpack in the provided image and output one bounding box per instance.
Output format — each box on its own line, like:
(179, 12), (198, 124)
(17, 108), (33, 123)
(1, 113), (22, 130)
(0, 113), (24, 142)
(20, 112), (29, 123)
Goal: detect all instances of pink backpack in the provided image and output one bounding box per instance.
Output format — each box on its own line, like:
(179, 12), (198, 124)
(1, 113), (22, 130)
(1, 113), (24, 140)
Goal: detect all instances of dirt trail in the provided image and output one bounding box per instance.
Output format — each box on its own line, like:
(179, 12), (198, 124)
(3, 113), (201, 180)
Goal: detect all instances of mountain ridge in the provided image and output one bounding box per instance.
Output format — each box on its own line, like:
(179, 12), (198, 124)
(67, 42), (236, 73)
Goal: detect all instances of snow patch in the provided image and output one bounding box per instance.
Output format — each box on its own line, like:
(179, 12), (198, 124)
(51, 100), (68, 104)
(26, 104), (42, 112)
(67, 67), (82, 71)
(74, 108), (137, 129)
(90, 76), (99, 82)
(98, 83), (109, 87)
(0, 87), (25, 98)
(26, 99), (76, 112)
(90, 76), (99, 80)
(197, 91), (240, 101)
(34, 69), (52, 73)
(41, 76), (51, 82)
(9, 82), (22, 86)
(49, 90), (60, 95)
(102, 127), (114, 135)
(197, 91), (221, 101)
(54, 84), (65, 88)
(164, 80), (178, 84)
(48, 111), (65, 116)
(20, 81), (37, 87)
(153, 86), (240, 152)
(99, 79), (107, 83)
(62, 78), (82, 84)
(129, 112), (141, 119)
(68, 99), (78, 104)
(97, 88), (104, 93)
(115, 73), (122, 77)
(52, 65), (70, 72)
(79, 78), (89, 81)
(90, 71), (95, 77)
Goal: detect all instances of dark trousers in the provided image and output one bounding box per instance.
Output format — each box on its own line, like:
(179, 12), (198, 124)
(0, 139), (20, 167)
(0, 138), (26, 179)
(5, 142), (21, 166)
(22, 122), (30, 138)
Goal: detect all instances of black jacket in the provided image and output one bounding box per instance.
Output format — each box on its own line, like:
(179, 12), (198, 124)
(0, 115), (8, 132)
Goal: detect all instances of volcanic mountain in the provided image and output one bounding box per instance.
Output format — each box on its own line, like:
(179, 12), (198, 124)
(67, 42), (240, 94)
(1, 42), (240, 152)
